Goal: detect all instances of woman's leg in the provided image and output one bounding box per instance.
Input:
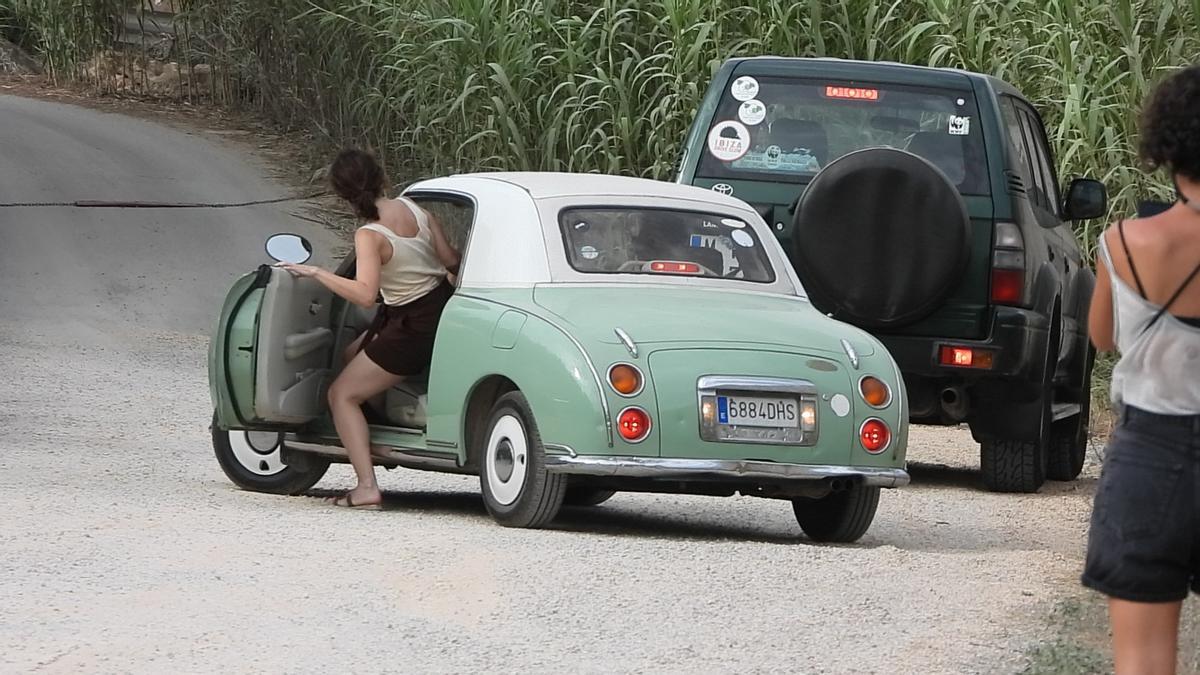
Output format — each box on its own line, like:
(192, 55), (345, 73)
(1110, 599), (1182, 675)
(327, 351), (404, 506)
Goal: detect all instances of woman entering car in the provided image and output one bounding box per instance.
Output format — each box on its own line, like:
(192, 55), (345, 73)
(277, 148), (460, 509)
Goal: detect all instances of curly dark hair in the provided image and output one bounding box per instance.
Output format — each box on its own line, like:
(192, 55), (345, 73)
(329, 148), (386, 220)
(1138, 64), (1200, 180)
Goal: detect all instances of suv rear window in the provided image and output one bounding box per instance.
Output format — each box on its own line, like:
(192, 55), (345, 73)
(696, 75), (990, 195)
(560, 207), (776, 283)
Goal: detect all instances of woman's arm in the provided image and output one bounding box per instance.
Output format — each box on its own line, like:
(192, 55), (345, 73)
(1089, 229), (1116, 352)
(424, 211), (461, 273)
(279, 228), (384, 308)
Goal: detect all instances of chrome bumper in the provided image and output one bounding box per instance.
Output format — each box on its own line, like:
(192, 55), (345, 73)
(543, 455), (910, 487)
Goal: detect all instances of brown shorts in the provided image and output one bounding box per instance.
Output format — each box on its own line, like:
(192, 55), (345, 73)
(359, 280), (454, 376)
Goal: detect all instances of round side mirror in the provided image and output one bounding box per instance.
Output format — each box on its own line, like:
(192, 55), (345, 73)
(265, 233), (313, 264)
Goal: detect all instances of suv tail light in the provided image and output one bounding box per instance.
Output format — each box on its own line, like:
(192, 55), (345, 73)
(991, 222), (1025, 305)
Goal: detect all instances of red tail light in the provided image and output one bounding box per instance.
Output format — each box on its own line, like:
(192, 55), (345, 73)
(938, 345), (995, 369)
(617, 407), (651, 442)
(990, 268), (1024, 304)
(860, 419), (891, 454)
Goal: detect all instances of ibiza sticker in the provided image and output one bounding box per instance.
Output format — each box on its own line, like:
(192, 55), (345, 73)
(580, 245), (599, 260)
(730, 76), (759, 102)
(738, 99), (766, 126)
(949, 115), (971, 136)
(711, 183), (734, 195)
(706, 121), (750, 162)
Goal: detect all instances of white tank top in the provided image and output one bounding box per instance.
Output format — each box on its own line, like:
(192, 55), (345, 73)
(359, 197), (447, 306)
(1100, 235), (1200, 414)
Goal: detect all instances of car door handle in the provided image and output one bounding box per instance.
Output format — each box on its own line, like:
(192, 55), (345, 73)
(308, 301), (323, 315)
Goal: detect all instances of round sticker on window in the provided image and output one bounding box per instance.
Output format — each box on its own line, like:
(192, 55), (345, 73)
(706, 121), (750, 162)
(738, 99), (766, 126)
(731, 230), (754, 247)
(730, 76), (759, 102)
(580, 245), (599, 260)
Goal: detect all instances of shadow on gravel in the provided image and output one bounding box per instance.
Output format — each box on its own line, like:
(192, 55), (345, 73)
(906, 462), (1100, 496)
(550, 506), (805, 545)
(304, 487), (813, 544)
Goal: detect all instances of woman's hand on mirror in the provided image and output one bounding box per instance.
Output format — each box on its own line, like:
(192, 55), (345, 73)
(276, 262), (321, 278)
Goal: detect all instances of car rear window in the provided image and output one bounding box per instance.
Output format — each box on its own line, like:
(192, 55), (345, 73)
(696, 75), (990, 196)
(559, 207), (776, 283)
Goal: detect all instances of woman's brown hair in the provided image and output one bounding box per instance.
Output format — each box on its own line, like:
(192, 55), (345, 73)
(329, 148), (386, 220)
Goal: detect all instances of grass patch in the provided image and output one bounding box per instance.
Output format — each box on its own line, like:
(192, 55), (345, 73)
(1021, 596), (1111, 675)
(1022, 594), (1200, 675)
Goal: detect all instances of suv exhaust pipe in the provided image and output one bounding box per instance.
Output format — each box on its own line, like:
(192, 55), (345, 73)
(940, 386), (969, 422)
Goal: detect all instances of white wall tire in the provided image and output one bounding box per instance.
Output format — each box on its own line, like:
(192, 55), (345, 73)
(478, 392), (566, 528)
(211, 412), (329, 495)
(228, 429), (288, 476)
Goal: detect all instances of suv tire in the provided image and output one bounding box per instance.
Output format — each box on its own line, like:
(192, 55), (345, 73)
(980, 438), (1046, 493)
(792, 148), (971, 328)
(1047, 345), (1094, 481)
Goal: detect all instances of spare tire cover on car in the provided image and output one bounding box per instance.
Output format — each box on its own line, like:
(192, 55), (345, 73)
(791, 147), (971, 328)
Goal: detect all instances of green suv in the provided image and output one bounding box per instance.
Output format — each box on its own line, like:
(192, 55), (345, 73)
(675, 57), (1108, 493)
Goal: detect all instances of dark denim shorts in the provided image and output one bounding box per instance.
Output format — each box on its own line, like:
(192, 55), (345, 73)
(1082, 405), (1200, 603)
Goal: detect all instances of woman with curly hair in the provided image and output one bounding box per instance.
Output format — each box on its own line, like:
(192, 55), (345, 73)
(1083, 63), (1200, 675)
(278, 148), (460, 509)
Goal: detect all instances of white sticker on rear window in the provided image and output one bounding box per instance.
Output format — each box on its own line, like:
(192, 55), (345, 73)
(580, 245), (599, 260)
(730, 76), (759, 102)
(949, 115), (971, 136)
(720, 218), (746, 229)
(738, 99), (766, 126)
(731, 230), (754, 247)
(706, 121), (750, 162)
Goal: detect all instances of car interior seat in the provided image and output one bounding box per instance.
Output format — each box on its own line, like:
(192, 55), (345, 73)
(766, 119), (829, 166)
(905, 131), (967, 186)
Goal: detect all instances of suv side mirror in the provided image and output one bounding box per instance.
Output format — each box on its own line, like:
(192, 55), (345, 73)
(1062, 178), (1107, 221)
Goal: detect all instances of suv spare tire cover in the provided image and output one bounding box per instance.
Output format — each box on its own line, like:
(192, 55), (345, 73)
(791, 147), (971, 328)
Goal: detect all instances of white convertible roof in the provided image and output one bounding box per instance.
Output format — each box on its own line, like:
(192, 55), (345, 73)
(435, 171), (749, 208)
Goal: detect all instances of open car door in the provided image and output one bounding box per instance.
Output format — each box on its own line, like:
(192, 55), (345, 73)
(210, 266), (336, 429)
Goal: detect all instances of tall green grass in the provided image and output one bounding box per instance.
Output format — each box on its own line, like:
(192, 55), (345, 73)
(8, 0), (1200, 255)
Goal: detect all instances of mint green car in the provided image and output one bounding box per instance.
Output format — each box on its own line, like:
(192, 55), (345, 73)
(209, 173), (909, 542)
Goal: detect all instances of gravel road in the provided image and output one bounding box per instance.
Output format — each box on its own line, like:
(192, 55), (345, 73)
(0, 93), (1103, 674)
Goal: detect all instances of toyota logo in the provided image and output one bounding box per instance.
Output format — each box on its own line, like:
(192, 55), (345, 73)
(711, 183), (734, 195)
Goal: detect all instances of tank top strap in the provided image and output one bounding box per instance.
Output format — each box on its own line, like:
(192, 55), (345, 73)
(1116, 219), (1149, 298)
(396, 196), (431, 232)
(359, 223), (398, 242)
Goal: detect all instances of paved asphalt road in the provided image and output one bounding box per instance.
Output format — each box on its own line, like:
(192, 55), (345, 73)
(0, 94), (1104, 674)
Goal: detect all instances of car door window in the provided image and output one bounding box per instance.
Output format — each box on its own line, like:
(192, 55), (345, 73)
(408, 195), (475, 253)
(1016, 105), (1061, 217)
(1000, 98), (1038, 202)
(405, 192), (476, 286)
(333, 193), (475, 280)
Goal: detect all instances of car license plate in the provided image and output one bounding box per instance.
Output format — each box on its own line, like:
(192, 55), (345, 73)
(717, 395), (799, 427)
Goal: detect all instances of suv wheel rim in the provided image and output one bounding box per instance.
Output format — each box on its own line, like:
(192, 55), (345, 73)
(228, 430), (286, 476)
(486, 415), (527, 506)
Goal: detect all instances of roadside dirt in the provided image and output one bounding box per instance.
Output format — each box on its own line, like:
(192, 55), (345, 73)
(1, 76), (1195, 673)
